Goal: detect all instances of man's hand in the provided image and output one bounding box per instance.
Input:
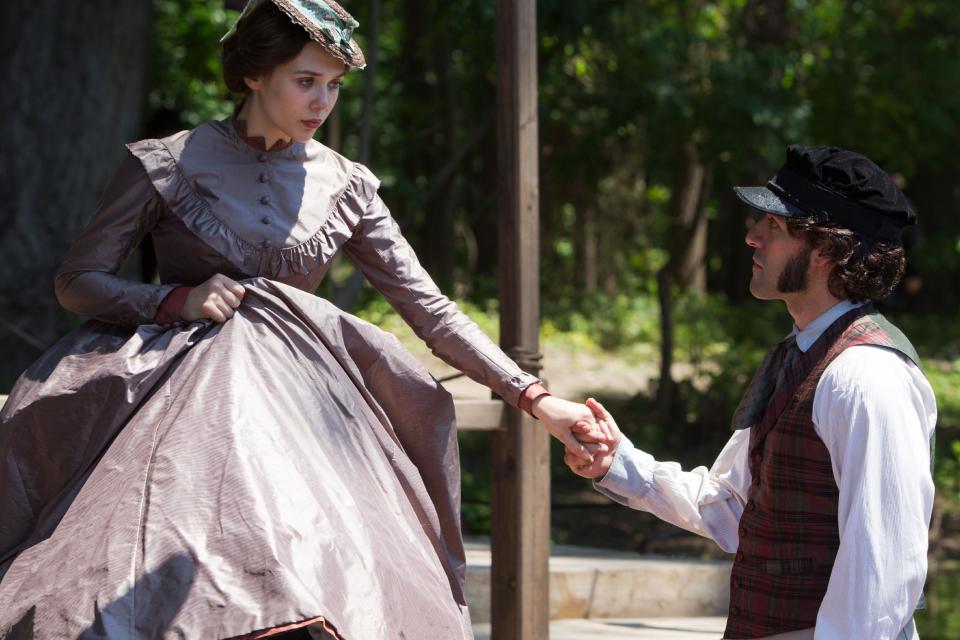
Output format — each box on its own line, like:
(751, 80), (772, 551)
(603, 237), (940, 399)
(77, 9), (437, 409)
(532, 395), (605, 462)
(182, 274), (246, 323)
(565, 398), (623, 479)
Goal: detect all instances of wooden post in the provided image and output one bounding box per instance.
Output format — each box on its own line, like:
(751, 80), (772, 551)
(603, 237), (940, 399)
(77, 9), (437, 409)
(491, 1), (549, 639)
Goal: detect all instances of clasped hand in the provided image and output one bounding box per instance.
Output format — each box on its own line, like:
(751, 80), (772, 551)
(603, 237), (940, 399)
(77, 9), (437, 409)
(564, 398), (623, 478)
(531, 395), (607, 462)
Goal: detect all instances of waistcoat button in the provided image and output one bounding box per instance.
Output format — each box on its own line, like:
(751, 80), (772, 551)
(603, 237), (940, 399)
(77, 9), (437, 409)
(261, 216), (270, 225)
(258, 173), (269, 183)
(259, 195), (270, 205)
(257, 153), (267, 162)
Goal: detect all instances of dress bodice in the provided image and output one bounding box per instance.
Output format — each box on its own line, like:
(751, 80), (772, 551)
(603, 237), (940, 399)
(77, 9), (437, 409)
(128, 118), (380, 293)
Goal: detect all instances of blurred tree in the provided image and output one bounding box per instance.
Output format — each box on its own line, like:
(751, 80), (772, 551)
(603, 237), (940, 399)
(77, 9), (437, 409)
(0, 1), (154, 388)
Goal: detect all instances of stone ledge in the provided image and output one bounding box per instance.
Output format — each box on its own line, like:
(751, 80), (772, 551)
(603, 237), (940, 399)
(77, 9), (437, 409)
(465, 538), (731, 624)
(473, 617), (728, 640)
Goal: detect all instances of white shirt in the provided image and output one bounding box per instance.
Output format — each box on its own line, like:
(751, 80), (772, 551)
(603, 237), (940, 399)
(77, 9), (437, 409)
(595, 300), (937, 640)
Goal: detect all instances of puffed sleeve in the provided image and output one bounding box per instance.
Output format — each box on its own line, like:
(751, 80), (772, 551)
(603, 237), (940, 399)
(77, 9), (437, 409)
(54, 150), (177, 326)
(343, 192), (540, 407)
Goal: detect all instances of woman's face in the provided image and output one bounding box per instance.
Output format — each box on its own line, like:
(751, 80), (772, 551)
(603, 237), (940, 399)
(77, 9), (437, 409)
(244, 42), (346, 143)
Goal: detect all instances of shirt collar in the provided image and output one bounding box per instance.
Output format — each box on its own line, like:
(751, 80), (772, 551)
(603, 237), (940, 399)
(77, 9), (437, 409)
(789, 299), (864, 352)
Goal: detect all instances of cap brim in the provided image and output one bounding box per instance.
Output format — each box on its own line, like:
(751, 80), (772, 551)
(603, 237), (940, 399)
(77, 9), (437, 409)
(733, 186), (809, 218)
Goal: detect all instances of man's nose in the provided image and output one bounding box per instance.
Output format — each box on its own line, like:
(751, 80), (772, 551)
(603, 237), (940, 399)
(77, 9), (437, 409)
(745, 220), (761, 247)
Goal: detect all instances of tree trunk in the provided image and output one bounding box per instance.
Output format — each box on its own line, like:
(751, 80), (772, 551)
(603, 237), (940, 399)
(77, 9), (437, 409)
(574, 206), (598, 295)
(655, 138), (708, 420)
(715, 179), (755, 303)
(0, 1), (153, 388)
(741, 0), (792, 43)
(666, 140), (708, 292)
(357, 0), (380, 166)
(423, 14), (457, 292)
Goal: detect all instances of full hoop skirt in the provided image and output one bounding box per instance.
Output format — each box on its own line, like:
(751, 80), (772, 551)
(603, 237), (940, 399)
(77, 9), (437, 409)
(0, 279), (472, 639)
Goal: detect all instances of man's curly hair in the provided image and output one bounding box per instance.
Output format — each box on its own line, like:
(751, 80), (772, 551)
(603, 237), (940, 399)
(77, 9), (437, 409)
(785, 218), (905, 303)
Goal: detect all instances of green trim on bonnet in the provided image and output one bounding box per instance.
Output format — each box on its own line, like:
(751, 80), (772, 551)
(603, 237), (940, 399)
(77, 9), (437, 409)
(222, 0), (365, 69)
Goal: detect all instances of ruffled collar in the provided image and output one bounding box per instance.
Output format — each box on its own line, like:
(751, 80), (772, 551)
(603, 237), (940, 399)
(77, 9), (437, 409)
(232, 118), (295, 152)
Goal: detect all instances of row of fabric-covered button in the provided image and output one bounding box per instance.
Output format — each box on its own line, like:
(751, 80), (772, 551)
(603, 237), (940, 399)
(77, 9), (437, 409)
(256, 153), (273, 229)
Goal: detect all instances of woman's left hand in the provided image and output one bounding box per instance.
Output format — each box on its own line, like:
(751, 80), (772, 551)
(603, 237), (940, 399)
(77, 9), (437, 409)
(531, 395), (605, 462)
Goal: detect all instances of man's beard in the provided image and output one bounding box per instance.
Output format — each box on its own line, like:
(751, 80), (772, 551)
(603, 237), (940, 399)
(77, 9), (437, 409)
(777, 247), (811, 293)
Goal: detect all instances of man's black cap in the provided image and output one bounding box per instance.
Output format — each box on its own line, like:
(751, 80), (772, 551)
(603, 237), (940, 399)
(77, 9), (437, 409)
(734, 145), (917, 241)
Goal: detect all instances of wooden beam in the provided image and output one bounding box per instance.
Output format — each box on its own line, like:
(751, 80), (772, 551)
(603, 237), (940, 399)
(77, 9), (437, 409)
(453, 399), (505, 431)
(492, 0), (549, 638)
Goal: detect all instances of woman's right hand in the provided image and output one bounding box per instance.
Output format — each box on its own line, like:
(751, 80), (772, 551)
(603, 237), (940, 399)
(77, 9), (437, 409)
(532, 395), (606, 462)
(181, 274), (246, 323)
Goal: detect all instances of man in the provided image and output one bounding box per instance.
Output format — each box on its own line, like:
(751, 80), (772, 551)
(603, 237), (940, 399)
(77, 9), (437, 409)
(568, 145), (937, 640)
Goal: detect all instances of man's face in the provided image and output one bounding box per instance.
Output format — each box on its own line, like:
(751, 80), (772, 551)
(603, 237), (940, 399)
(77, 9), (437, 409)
(744, 213), (815, 300)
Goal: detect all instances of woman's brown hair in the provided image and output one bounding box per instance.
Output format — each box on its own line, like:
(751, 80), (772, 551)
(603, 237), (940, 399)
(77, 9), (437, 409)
(786, 218), (906, 303)
(221, 2), (311, 94)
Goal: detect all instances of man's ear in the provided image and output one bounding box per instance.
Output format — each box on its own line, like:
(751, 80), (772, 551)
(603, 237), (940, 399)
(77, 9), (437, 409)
(811, 248), (833, 273)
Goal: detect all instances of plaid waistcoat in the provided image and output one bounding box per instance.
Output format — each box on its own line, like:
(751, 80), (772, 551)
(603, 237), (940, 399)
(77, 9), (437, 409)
(724, 304), (919, 639)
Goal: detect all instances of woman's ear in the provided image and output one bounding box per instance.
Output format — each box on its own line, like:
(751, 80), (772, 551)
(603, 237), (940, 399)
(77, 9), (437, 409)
(243, 76), (263, 92)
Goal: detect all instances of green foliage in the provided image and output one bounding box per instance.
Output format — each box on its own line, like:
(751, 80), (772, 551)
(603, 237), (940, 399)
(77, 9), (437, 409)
(544, 293), (660, 353)
(151, 0), (237, 127)
(933, 438), (960, 510)
(915, 562), (960, 639)
(354, 296), (500, 342)
(459, 435), (493, 534)
(927, 363), (960, 428)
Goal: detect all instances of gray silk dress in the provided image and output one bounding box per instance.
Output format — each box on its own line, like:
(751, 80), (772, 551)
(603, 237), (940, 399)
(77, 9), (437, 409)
(0, 118), (538, 639)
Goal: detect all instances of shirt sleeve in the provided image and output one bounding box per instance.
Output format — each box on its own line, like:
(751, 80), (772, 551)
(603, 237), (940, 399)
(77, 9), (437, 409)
(343, 193), (539, 406)
(54, 150), (177, 326)
(594, 430), (753, 553)
(812, 345), (937, 640)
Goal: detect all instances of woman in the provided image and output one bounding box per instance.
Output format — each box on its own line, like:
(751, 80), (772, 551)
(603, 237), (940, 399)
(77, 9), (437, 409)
(0, 1), (597, 638)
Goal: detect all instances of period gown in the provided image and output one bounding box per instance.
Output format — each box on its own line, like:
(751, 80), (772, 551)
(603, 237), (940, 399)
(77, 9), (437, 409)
(0, 118), (538, 639)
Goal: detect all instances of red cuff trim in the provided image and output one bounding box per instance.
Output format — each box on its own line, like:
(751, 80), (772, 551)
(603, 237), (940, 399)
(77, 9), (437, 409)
(518, 382), (551, 417)
(154, 286), (192, 325)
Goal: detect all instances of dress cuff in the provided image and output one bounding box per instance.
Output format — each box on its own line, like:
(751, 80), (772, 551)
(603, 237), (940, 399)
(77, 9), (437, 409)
(154, 286), (192, 325)
(518, 382), (551, 417)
